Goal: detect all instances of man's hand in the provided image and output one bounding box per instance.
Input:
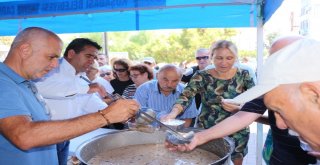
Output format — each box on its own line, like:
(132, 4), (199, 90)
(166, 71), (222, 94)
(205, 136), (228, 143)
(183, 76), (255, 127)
(88, 83), (106, 98)
(165, 132), (200, 152)
(101, 99), (140, 124)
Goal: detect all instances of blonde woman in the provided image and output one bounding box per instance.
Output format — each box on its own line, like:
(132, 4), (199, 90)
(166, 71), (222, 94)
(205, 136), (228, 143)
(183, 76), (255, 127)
(164, 40), (255, 165)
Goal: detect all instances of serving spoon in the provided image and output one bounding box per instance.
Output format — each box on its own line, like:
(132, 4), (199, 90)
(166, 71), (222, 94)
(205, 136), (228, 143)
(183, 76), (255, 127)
(139, 110), (193, 142)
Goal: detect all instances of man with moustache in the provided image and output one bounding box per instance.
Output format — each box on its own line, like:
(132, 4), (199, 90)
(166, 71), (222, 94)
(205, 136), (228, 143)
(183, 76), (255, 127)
(134, 64), (198, 127)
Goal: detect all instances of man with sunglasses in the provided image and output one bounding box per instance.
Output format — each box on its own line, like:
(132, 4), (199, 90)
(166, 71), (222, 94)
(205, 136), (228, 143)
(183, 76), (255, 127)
(182, 48), (210, 111)
(182, 48), (210, 84)
(35, 38), (109, 165)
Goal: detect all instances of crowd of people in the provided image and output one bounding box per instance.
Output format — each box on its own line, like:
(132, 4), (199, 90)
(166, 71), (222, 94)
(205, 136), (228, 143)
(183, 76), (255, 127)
(0, 27), (319, 165)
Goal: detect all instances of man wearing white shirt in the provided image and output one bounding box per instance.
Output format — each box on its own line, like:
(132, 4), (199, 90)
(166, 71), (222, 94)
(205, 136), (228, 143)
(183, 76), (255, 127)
(86, 60), (114, 94)
(35, 38), (108, 165)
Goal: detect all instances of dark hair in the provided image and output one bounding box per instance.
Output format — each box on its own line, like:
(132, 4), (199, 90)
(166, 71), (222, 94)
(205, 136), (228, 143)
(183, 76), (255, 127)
(63, 38), (101, 57)
(129, 64), (154, 80)
(112, 58), (132, 78)
(112, 58), (131, 70)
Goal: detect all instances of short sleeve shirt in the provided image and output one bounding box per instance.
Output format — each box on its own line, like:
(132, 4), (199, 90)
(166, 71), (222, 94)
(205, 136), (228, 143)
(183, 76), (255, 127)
(0, 63), (57, 165)
(134, 80), (198, 119)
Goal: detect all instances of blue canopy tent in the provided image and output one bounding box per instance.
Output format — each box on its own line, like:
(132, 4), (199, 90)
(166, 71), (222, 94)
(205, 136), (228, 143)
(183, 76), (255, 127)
(0, 0), (282, 35)
(0, 0), (283, 164)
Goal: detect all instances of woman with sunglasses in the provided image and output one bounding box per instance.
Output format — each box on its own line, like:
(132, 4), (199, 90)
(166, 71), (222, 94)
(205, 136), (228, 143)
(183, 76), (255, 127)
(110, 58), (134, 96)
(122, 64), (153, 99)
(105, 58), (134, 130)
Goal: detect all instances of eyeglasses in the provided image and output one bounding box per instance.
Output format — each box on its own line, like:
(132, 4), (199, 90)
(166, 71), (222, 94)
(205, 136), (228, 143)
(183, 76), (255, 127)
(130, 74), (141, 78)
(114, 68), (127, 72)
(100, 72), (111, 77)
(196, 56), (209, 60)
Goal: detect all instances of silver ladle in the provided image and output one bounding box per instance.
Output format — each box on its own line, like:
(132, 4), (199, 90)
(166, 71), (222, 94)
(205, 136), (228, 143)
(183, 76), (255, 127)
(139, 110), (193, 142)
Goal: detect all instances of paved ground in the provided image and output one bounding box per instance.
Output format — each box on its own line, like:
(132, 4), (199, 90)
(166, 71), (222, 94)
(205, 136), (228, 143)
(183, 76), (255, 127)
(242, 122), (269, 165)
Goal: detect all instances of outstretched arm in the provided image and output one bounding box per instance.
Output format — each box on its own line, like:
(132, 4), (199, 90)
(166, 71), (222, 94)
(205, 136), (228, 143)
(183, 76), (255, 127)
(0, 99), (139, 150)
(166, 111), (261, 151)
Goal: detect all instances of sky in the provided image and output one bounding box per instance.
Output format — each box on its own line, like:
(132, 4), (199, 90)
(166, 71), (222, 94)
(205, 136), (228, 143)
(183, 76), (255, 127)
(264, 0), (301, 35)
(235, 0), (301, 51)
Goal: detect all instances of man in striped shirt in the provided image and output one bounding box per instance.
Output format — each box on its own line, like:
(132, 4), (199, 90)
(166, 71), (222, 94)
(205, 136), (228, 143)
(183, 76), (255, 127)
(134, 64), (198, 127)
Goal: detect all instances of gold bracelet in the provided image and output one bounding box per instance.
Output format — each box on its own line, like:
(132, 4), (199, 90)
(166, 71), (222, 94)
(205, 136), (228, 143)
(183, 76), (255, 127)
(98, 110), (111, 125)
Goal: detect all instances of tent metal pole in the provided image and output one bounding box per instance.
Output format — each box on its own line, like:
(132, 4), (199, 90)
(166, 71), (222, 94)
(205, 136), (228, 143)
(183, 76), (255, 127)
(102, 32), (109, 64)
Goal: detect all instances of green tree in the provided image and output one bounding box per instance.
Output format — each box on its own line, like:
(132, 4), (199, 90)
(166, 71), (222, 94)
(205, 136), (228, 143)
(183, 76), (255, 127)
(58, 28), (239, 64)
(0, 36), (14, 45)
(265, 32), (280, 49)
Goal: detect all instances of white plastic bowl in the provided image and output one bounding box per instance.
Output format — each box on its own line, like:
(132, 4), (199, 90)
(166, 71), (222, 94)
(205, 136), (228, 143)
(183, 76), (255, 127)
(162, 119), (185, 130)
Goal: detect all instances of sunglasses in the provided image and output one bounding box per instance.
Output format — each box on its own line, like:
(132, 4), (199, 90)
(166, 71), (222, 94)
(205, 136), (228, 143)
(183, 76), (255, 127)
(196, 56), (209, 60)
(144, 62), (152, 65)
(100, 72), (111, 77)
(114, 68), (127, 72)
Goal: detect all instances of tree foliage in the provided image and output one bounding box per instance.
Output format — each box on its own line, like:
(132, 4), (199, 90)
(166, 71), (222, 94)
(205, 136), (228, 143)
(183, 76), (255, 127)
(0, 28), (275, 64)
(106, 28), (238, 63)
(0, 36), (14, 45)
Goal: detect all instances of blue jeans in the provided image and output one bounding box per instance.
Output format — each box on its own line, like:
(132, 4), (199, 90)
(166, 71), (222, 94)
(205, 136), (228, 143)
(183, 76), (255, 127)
(56, 140), (70, 165)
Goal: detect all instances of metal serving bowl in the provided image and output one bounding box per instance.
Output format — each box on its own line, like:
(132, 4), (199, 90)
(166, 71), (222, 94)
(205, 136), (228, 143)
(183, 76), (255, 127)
(75, 128), (234, 165)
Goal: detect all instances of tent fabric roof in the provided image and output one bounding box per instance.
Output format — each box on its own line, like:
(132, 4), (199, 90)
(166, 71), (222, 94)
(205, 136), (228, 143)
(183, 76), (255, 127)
(0, 0), (283, 36)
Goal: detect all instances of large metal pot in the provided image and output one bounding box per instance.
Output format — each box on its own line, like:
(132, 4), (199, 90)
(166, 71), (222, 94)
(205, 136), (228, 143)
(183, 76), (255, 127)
(75, 129), (234, 165)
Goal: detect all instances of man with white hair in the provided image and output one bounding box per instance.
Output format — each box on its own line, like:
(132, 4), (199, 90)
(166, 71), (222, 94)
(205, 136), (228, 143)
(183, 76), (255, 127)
(233, 37), (320, 152)
(181, 48), (211, 110)
(86, 60), (114, 94)
(134, 64), (198, 127)
(99, 65), (114, 81)
(182, 48), (211, 83)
